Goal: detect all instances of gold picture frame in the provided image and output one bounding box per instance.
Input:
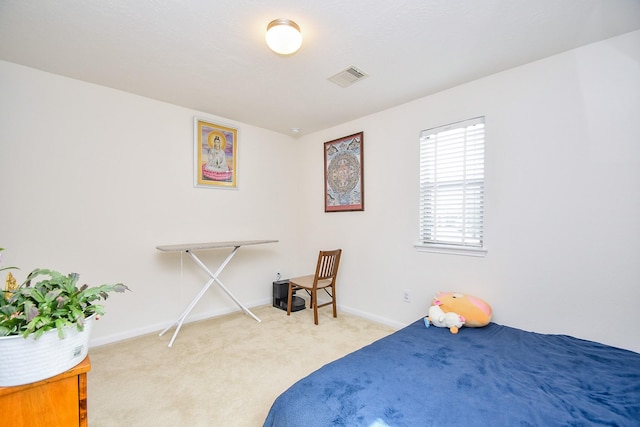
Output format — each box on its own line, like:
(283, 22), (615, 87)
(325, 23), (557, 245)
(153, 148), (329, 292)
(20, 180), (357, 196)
(194, 118), (238, 189)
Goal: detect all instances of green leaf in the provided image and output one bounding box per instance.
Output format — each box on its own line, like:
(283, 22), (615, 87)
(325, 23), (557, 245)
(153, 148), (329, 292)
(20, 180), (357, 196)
(113, 283), (129, 293)
(24, 301), (39, 322)
(44, 288), (62, 303)
(1, 268), (129, 339)
(54, 318), (68, 338)
(30, 288), (46, 303)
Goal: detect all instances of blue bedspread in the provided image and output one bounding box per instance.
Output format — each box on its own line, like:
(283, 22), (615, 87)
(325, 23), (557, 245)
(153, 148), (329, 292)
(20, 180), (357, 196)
(263, 321), (640, 426)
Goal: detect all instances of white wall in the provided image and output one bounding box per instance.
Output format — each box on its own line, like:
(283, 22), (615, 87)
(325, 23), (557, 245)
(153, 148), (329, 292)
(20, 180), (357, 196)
(296, 30), (640, 352)
(0, 61), (299, 345)
(1, 30), (638, 352)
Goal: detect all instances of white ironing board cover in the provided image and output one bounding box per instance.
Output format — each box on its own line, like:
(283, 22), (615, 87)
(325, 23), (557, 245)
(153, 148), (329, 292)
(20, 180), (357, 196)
(156, 239), (278, 252)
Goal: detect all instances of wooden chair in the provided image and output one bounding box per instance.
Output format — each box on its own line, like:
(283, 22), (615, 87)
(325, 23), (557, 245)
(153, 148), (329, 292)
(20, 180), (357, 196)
(287, 249), (342, 325)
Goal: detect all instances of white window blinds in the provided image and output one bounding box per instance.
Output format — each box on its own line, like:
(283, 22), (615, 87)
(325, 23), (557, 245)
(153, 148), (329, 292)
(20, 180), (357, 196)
(419, 117), (485, 252)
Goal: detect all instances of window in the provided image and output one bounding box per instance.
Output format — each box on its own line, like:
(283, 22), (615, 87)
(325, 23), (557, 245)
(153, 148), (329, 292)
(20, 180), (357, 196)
(417, 117), (486, 256)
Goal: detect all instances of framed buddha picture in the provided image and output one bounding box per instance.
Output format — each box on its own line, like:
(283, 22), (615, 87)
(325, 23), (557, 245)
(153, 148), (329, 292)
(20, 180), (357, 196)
(324, 132), (364, 212)
(194, 118), (238, 189)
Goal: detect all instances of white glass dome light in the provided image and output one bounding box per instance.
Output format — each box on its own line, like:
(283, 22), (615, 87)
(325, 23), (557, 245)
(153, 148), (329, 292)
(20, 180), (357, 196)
(266, 19), (302, 55)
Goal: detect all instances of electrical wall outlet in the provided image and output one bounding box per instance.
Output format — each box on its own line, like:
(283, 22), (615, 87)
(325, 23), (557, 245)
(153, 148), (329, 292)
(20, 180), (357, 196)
(402, 289), (411, 303)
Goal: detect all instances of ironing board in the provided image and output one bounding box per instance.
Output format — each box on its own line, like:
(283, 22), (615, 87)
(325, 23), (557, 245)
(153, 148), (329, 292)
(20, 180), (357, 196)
(156, 239), (278, 347)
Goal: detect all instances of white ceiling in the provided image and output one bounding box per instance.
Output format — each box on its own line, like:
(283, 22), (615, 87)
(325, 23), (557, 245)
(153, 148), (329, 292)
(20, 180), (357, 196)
(1, 0), (639, 137)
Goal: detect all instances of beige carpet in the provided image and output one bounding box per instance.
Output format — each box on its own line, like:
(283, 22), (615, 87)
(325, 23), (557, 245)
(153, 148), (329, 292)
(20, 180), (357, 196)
(87, 304), (395, 426)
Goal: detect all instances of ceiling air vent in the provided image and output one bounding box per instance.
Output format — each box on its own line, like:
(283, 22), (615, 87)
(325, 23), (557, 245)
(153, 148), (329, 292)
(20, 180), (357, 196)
(328, 66), (369, 88)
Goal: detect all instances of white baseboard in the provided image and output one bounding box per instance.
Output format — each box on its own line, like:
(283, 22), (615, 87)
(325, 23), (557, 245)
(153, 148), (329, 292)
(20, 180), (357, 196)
(89, 298), (405, 348)
(89, 297), (272, 348)
(337, 305), (404, 330)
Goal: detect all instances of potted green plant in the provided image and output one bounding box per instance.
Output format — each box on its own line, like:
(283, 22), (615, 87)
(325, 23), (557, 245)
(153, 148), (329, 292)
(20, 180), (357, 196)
(0, 249), (129, 386)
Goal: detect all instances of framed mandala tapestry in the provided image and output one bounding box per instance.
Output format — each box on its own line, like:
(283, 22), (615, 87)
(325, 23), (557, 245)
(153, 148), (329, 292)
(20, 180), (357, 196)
(324, 132), (364, 212)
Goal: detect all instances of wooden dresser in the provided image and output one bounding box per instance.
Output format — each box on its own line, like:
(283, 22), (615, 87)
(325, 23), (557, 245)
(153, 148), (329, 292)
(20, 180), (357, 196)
(0, 356), (90, 427)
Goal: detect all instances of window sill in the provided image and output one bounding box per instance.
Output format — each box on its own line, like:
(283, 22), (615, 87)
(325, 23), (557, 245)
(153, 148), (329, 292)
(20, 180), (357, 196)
(414, 243), (487, 257)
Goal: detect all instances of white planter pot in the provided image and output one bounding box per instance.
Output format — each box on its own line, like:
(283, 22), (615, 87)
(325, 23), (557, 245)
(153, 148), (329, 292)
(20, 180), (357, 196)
(0, 316), (93, 387)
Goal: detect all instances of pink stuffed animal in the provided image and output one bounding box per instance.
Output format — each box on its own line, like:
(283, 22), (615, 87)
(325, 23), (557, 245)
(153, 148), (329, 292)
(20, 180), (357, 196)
(435, 292), (492, 328)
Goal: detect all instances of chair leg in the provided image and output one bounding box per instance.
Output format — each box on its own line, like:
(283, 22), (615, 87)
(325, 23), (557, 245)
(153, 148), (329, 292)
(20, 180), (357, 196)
(312, 289), (319, 325)
(287, 283), (293, 316)
(332, 285), (337, 318)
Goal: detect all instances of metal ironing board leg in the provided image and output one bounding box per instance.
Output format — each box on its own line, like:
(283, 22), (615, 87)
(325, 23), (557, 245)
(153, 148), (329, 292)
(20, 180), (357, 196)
(159, 246), (261, 347)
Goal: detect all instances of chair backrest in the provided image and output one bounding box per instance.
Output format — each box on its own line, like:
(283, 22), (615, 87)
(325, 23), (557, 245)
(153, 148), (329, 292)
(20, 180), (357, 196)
(313, 249), (342, 287)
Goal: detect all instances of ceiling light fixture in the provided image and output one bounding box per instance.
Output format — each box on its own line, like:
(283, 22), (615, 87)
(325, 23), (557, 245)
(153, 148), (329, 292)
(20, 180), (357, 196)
(266, 18), (302, 55)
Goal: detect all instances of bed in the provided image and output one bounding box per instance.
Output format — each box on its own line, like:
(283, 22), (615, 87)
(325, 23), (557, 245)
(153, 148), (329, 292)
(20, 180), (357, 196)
(263, 320), (640, 426)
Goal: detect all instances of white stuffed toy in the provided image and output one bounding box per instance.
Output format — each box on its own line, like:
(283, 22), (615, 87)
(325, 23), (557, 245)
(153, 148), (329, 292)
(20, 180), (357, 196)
(425, 301), (466, 334)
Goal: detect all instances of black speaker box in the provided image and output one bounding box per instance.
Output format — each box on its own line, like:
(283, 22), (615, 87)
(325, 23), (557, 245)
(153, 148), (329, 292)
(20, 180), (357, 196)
(272, 280), (305, 312)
